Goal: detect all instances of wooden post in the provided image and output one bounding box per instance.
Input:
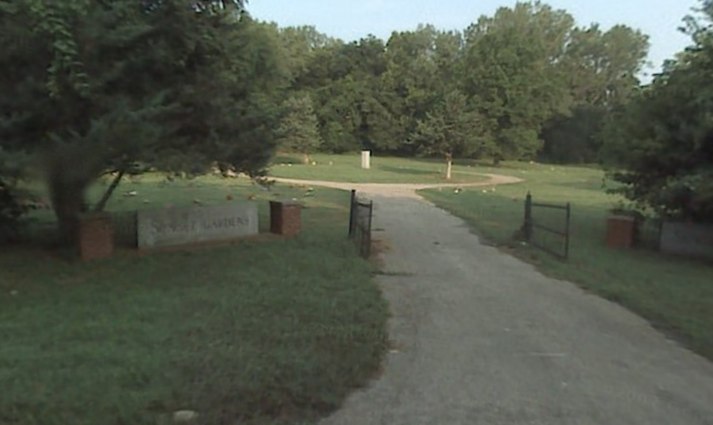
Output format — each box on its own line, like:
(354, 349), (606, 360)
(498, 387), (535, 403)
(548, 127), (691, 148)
(564, 202), (571, 259)
(365, 200), (374, 258)
(523, 192), (533, 241)
(348, 189), (356, 237)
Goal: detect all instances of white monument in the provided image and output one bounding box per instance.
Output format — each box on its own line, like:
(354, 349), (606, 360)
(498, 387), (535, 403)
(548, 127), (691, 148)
(361, 150), (371, 169)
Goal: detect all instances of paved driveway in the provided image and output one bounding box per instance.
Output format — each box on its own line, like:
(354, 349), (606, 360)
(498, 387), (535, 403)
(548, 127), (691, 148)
(312, 184), (713, 425)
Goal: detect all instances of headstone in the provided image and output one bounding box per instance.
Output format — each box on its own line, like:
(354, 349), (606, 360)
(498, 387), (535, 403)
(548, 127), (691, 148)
(660, 222), (713, 260)
(138, 203), (258, 249)
(361, 150), (371, 169)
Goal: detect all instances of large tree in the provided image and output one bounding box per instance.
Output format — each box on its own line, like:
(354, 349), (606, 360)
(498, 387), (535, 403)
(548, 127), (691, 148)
(380, 26), (462, 154)
(412, 90), (491, 179)
(540, 24), (649, 163)
(0, 1), (287, 243)
(462, 2), (575, 163)
(276, 94), (322, 164)
(601, 1), (713, 222)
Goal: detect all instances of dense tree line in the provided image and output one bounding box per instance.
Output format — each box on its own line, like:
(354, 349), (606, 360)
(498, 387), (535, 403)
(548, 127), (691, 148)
(8, 1), (712, 242)
(272, 2), (650, 167)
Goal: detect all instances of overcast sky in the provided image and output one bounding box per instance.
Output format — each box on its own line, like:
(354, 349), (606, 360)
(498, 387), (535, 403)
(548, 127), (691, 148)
(247, 0), (700, 80)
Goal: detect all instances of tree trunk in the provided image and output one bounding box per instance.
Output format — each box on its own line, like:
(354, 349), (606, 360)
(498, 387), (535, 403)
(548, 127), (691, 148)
(94, 168), (125, 213)
(48, 175), (89, 247)
(51, 188), (86, 246)
(302, 153), (310, 164)
(445, 153), (453, 180)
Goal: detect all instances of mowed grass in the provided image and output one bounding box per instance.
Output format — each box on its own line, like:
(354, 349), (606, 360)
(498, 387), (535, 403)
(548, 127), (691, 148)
(0, 175), (388, 425)
(419, 161), (713, 359)
(268, 153), (487, 184)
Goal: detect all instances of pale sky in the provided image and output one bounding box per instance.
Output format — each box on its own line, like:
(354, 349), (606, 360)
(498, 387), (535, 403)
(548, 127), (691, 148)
(247, 0), (700, 80)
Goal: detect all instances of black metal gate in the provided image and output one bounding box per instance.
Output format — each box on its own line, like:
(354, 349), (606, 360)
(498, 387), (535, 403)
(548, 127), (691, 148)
(348, 190), (373, 258)
(522, 192), (571, 259)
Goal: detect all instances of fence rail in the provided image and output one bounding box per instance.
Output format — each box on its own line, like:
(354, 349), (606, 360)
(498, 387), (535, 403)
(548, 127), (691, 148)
(522, 192), (571, 260)
(348, 190), (373, 258)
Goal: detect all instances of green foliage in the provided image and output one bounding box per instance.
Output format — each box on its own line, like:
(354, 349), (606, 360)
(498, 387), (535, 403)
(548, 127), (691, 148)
(412, 90), (492, 159)
(0, 149), (32, 242)
(380, 26), (463, 154)
(0, 0), (659, 242)
(278, 25), (339, 83)
(421, 161), (713, 360)
(0, 178), (27, 243)
(601, 3), (713, 222)
(540, 105), (607, 163)
(540, 24), (649, 163)
(0, 1), (286, 243)
(276, 94), (322, 162)
(302, 36), (397, 153)
(0, 179), (388, 425)
(271, 2), (650, 164)
(462, 2), (575, 161)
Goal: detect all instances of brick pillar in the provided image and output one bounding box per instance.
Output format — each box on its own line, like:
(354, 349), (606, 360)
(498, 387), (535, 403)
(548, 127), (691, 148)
(270, 201), (302, 237)
(78, 213), (114, 261)
(606, 215), (636, 248)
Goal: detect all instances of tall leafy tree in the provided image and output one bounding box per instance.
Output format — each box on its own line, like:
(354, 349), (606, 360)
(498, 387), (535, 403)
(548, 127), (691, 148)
(601, 1), (713, 221)
(412, 91), (491, 179)
(381, 26), (458, 153)
(300, 36), (396, 153)
(540, 24), (649, 163)
(0, 1), (287, 243)
(463, 2), (574, 163)
(276, 95), (322, 164)
(278, 25), (338, 84)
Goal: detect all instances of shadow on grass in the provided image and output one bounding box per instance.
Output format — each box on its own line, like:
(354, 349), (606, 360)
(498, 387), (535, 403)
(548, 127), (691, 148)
(272, 154), (302, 165)
(377, 165), (441, 176)
(0, 180), (388, 425)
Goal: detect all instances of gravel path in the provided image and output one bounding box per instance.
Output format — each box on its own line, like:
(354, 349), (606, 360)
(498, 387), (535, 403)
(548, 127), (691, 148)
(272, 173), (522, 199)
(283, 176), (713, 425)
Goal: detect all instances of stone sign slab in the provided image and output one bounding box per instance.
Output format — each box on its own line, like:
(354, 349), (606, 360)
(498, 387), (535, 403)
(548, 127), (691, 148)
(138, 203), (258, 249)
(660, 222), (713, 260)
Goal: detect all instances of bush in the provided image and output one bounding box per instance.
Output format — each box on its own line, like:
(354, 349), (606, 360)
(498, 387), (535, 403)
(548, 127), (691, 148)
(0, 178), (29, 243)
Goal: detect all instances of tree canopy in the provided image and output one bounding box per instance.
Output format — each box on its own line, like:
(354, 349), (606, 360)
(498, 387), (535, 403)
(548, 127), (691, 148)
(1, 0), (666, 241)
(267, 2), (649, 164)
(601, 1), (713, 222)
(276, 94), (322, 164)
(0, 0), (287, 242)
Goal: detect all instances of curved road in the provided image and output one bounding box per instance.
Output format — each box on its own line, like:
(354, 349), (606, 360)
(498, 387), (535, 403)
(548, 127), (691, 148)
(280, 176), (713, 425)
(273, 173), (522, 199)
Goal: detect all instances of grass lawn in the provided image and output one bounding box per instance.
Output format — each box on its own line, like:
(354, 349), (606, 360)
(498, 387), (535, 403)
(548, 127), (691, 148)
(0, 175), (388, 425)
(419, 160), (713, 360)
(268, 153), (487, 184)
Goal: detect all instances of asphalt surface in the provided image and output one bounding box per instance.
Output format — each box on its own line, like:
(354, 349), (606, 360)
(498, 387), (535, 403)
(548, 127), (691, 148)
(319, 194), (713, 425)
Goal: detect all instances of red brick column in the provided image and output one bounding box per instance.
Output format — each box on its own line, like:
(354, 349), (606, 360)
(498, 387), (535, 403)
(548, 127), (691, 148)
(270, 201), (302, 237)
(606, 215), (636, 248)
(78, 213), (114, 261)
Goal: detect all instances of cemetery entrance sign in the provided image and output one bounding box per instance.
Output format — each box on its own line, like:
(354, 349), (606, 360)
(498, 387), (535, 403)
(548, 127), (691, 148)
(138, 203), (258, 249)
